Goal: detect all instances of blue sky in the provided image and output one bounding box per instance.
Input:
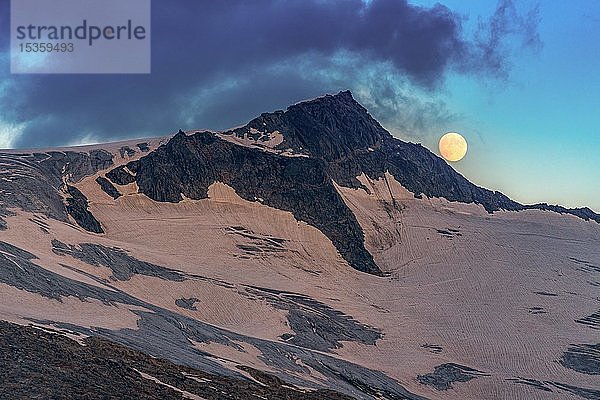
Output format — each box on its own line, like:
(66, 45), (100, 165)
(0, 0), (598, 211)
(412, 0), (600, 211)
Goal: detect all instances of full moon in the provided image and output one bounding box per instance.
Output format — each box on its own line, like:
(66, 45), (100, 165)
(439, 132), (468, 162)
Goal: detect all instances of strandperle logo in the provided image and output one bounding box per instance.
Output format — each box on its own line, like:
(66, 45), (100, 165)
(11, 0), (151, 74)
(15, 20), (147, 47)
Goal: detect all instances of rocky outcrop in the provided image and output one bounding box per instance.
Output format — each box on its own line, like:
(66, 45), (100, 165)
(136, 142), (150, 152)
(95, 176), (121, 199)
(0, 241), (136, 303)
(39, 149), (114, 183)
(175, 297), (199, 310)
(106, 165), (136, 185)
(245, 286), (381, 352)
(0, 150), (113, 230)
(52, 240), (184, 281)
(523, 203), (600, 223)
(417, 363), (489, 391)
(560, 343), (600, 375)
(119, 146), (136, 158)
(65, 186), (103, 234)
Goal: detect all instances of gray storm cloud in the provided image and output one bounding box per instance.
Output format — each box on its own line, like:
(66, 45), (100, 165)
(0, 0), (541, 148)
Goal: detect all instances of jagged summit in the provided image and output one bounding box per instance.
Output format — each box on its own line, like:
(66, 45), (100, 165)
(224, 91), (519, 211)
(227, 90), (388, 160)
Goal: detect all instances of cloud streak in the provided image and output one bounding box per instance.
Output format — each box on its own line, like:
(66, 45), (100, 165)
(0, 0), (541, 148)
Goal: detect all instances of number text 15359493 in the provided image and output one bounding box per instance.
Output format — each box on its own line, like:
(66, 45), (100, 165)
(19, 42), (74, 52)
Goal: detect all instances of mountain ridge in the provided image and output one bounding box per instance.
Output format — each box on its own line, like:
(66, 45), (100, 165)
(0, 90), (597, 270)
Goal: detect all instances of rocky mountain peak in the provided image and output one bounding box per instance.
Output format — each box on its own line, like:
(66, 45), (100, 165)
(225, 91), (600, 224)
(228, 90), (389, 160)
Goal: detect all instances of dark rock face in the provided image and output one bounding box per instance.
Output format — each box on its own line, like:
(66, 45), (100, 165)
(523, 203), (600, 223)
(111, 130), (381, 275)
(65, 185), (103, 233)
(507, 377), (600, 399)
(226, 226), (288, 258)
(175, 297), (199, 310)
(136, 142), (150, 152)
(226, 91), (385, 161)
(0, 241), (39, 260)
(0, 241), (139, 304)
(95, 176), (122, 199)
(417, 363), (489, 390)
(106, 165), (136, 185)
(52, 240), (185, 282)
(40, 149), (114, 183)
(119, 146), (136, 158)
(394, 152), (490, 207)
(0, 153), (69, 229)
(560, 343), (600, 375)
(245, 286), (381, 352)
(576, 311), (600, 330)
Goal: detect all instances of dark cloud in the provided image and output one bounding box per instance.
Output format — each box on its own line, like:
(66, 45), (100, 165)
(0, 0), (541, 148)
(464, 0), (542, 77)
